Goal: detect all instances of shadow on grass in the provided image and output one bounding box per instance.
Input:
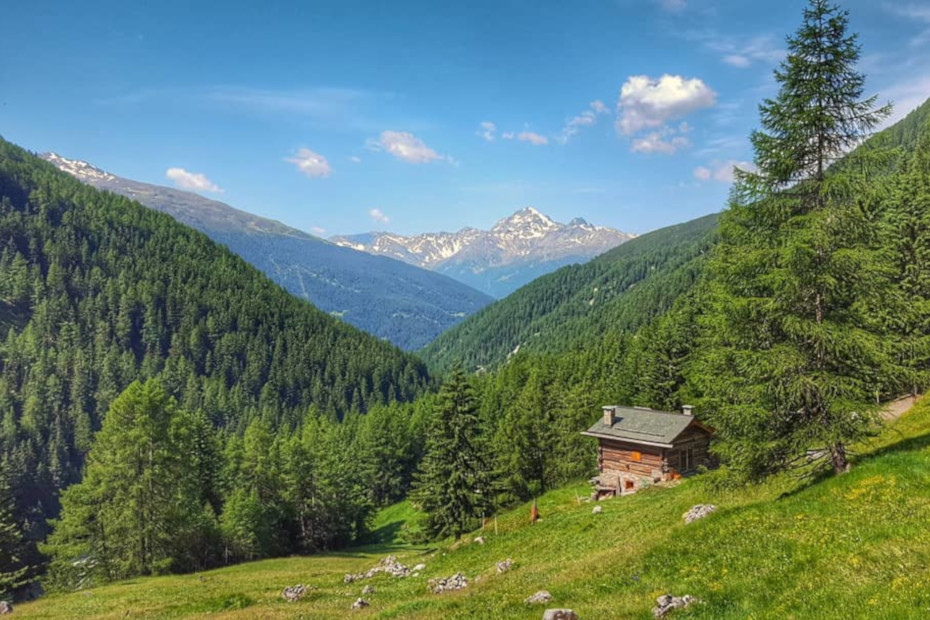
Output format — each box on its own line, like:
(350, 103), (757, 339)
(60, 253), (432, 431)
(364, 519), (405, 545)
(859, 430), (930, 462)
(775, 429), (930, 501)
(317, 543), (435, 559)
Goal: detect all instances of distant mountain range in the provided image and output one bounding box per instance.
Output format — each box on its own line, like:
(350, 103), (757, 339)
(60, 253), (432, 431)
(42, 153), (493, 350)
(332, 208), (634, 298)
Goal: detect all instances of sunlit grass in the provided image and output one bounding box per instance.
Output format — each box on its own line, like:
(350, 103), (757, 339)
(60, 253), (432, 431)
(19, 398), (930, 618)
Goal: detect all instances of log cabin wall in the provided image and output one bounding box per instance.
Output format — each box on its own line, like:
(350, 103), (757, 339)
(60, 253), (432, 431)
(598, 439), (665, 477)
(665, 427), (713, 473)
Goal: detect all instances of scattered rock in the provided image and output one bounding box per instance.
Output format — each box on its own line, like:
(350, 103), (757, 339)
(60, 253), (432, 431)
(0, 601), (11, 615)
(344, 555), (413, 582)
(428, 572), (468, 594)
(496, 558), (513, 573)
(362, 585), (375, 595)
(352, 598), (370, 609)
(282, 584), (309, 602)
(542, 610), (578, 620)
(652, 594), (699, 618)
(412, 563), (427, 572)
(474, 536), (486, 545)
(683, 504), (717, 524)
(525, 590), (552, 604)
(592, 505), (603, 515)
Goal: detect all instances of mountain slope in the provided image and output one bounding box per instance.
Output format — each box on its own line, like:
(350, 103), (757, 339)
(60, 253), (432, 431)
(421, 212), (718, 372)
(19, 398), (930, 619)
(40, 153), (493, 350)
(0, 137), (428, 544)
(333, 207), (634, 298)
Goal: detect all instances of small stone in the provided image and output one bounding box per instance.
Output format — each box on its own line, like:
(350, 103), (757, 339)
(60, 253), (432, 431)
(352, 598), (370, 609)
(652, 593), (699, 617)
(496, 558), (513, 573)
(412, 563), (426, 571)
(474, 536), (486, 544)
(0, 601), (11, 615)
(282, 584), (308, 602)
(525, 590), (552, 604)
(429, 572), (468, 594)
(592, 505), (603, 514)
(683, 504), (717, 524)
(542, 610), (578, 620)
(362, 585), (375, 595)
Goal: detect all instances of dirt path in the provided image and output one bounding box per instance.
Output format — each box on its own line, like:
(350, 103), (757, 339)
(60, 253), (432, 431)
(881, 395), (920, 421)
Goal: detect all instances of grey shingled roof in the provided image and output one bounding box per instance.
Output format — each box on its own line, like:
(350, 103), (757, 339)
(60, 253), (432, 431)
(582, 406), (696, 447)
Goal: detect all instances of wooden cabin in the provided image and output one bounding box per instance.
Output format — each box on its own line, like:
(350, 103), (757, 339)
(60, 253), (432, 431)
(582, 404), (714, 498)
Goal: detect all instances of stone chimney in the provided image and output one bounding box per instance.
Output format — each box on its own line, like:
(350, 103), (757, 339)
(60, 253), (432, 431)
(682, 404), (694, 416)
(603, 405), (616, 426)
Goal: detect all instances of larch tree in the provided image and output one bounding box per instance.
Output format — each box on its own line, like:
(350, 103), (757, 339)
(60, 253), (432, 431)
(696, 0), (892, 478)
(411, 365), (493, 540)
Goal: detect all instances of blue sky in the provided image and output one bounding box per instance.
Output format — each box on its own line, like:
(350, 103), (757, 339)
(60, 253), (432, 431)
(2, 0), (929, 236)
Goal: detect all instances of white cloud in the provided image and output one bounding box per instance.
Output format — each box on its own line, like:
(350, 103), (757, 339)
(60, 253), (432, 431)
(502, 131), (516, 140)
(723, 54), (752, 68)
(590, 100), (609, 115)
(285, 148), (332, 178)
(368, 208), (390, 224)
(693, 166), (712, 181)
(705, 34), (783, 69)
(477, 121), (497, 142)
(371, 130), (445, 163)
(693, 160), (756, 183)
(165, 167), (223, 193)
(517, 131), (549, 146)
(348, 156), (362, 163)
(616, 74), (716, 135)
(557, 100), (611, 144)
(631, 132), (691, 154)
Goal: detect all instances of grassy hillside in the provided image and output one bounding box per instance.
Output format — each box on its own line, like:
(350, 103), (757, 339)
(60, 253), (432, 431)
(20, 397), (930, 619)
(421, 212), (718, 373)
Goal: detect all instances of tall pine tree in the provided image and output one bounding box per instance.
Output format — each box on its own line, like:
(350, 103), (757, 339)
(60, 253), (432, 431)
(696, 0), (892, 478)
(411, 366), (493, 540)
(0, 474), (30, 599)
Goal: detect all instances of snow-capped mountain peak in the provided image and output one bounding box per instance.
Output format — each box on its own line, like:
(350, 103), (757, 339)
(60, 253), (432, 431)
(332, 208), (634, 298)
(42, 153), (116, 183)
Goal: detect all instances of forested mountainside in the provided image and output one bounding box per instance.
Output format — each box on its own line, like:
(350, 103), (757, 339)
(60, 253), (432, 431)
(424, 98), (930, 376)
(41, 154), (493, 351)
(421, 212), (718, 372)
(0, 138), (429, 574)
(333, 207), (634, 298)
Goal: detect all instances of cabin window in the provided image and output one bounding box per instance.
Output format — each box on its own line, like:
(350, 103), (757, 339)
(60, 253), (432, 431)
(631, 451), (642, 462)
(680, 447), (694, 471)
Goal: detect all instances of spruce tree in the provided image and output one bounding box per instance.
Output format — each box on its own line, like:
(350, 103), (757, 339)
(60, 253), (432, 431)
(696, 0), (891, 478)
(411, 366), (492, 540)
(885, 130), (930, 395)
(0, 475), (30, 599)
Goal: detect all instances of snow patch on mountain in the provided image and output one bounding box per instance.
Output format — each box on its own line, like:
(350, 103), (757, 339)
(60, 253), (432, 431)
(332, 208), (635, 298)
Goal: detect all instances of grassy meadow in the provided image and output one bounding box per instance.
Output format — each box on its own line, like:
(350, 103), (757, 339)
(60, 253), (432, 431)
(17, 398), (930, 619)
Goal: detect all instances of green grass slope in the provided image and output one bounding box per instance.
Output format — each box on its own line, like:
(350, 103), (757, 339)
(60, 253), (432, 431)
(421, 212), (719, 373)
(20, 397), (930, 619)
